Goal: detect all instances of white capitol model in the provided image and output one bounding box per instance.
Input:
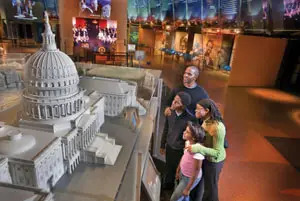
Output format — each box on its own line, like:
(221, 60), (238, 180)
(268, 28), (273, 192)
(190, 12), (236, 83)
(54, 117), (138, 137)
(0, 12), (122, 192)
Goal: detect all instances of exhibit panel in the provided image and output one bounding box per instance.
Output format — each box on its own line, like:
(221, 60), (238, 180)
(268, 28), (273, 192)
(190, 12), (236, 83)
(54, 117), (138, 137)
(174, 31), (188, 53)
(229, 35), (287, 87)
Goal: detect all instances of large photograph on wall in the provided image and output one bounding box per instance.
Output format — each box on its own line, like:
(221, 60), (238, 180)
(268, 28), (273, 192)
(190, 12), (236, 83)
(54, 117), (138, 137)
(191, 33), (203, 61)
(73, 17), (117, 53)
(202, 33), (234, 72)
(80, 0), (111, 18)
(202, 33), (222, 70)
(11, 0), (58, 20)
(174, 32), (188, 52)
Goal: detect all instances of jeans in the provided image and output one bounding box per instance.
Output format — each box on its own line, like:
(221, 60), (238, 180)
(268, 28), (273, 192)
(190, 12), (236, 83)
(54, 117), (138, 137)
(170, 172), (201, 201)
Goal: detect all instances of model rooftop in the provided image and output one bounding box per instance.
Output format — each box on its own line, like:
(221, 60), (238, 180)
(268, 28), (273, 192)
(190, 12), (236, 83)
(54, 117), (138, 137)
(0, 125), (57, 161)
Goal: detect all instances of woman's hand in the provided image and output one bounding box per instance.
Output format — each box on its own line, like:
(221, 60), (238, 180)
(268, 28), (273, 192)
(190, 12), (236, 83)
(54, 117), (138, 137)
(182, 188), (190, 197)
(186, 145), (192, 152)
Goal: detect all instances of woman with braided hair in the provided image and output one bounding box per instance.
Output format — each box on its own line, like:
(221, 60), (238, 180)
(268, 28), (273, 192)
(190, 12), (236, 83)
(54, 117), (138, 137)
(187, 98), (226, 201)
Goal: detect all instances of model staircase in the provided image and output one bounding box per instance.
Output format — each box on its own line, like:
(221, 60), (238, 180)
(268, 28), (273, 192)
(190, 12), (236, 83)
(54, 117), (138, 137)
(86, 133), (122, 165)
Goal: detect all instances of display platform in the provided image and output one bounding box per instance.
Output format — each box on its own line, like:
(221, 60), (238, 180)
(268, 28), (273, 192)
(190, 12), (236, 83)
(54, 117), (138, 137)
(53, 116), (140, 201)
(76, 63), (161, 83)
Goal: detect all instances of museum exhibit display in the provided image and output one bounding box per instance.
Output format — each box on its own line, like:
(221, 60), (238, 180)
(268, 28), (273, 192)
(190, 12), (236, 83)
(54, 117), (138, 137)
(0, 12), (124, 194)
(0, 0), (299, 200)
(0, 7), (163, 199)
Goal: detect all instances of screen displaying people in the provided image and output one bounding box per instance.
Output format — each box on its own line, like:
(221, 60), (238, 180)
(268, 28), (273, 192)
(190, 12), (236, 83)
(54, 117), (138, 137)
(73, 17), (117, 52)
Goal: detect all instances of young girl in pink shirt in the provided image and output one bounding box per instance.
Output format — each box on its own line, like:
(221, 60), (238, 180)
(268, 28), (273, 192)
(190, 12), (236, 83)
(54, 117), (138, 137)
(170, 121), (205, 201)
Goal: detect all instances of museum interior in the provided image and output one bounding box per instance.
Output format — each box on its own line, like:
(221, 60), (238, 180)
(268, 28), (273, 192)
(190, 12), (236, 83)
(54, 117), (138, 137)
(0, 0), (300, 201)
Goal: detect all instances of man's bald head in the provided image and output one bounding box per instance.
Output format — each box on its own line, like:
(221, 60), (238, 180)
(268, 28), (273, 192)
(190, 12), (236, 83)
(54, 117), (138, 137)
(186, 66), (199, 79)
(183, 66), (200, 87)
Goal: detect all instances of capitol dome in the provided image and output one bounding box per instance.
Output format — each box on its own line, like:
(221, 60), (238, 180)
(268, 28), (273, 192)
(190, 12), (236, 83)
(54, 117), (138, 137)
(23, 13), (84, 121)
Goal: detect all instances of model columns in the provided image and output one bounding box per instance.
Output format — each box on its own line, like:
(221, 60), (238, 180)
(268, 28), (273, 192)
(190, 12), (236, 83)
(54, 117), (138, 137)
(37, 105), (41, 119)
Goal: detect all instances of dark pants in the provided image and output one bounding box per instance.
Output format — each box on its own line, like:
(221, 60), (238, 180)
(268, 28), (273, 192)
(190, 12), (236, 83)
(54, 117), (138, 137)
(164, 144), (184, 190)
(189, 174), (204, 201)
(202, 160), (224, 201)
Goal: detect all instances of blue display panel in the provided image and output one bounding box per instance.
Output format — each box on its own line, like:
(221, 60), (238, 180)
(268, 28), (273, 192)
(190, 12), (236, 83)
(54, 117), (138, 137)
(188, 0), (202, 20)
(174, 0), (187, 20)
(127, 0), (300, 32)
(221, 0), (239, 20)
(203, 0), (218, 19)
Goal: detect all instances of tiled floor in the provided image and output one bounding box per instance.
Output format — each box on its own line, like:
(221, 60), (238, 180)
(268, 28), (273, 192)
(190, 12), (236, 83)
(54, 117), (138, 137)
(146, 55), (300, 201)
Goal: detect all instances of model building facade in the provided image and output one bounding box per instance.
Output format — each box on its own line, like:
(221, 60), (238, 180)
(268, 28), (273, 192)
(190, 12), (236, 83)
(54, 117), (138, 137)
(0, 158), (12, 183)
(0, 13), (122, 192)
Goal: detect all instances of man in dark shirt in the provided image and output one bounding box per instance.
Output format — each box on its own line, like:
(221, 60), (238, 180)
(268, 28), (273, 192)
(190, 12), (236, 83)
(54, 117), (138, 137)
(165, 66), (209, 117)
(160, 91), (194, 190)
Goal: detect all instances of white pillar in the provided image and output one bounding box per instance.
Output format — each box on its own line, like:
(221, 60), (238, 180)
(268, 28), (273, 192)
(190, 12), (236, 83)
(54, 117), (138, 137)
(62, 143), (65, 159)
(37, 105), (41, 119)
(51, 106), (54, 119)
(44, 106), (48, 119)
(31, 105), (35, 118)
